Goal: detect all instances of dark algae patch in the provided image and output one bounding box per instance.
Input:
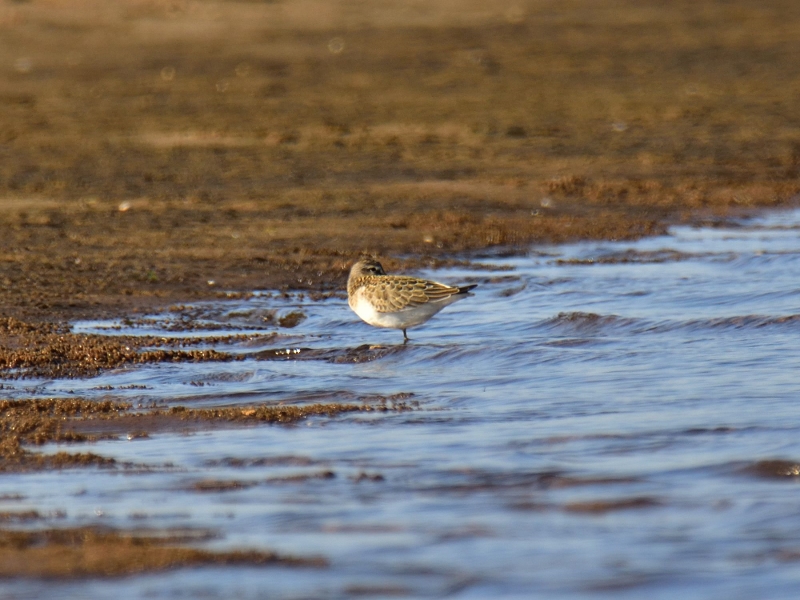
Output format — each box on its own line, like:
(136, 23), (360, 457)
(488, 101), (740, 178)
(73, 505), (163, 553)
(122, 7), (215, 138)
(0, 398), (129, 474)
(740, 460), (800, 479)
(0, 316), (422, 378)
(160, 401), (412, 425)
(0, 317), (248, 379)
(0, 398), (130, 445)
(0, 527), (325, 578)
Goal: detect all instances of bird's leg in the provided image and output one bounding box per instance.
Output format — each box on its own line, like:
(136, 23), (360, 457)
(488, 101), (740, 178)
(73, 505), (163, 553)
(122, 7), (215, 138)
(403, 328), (409, 342)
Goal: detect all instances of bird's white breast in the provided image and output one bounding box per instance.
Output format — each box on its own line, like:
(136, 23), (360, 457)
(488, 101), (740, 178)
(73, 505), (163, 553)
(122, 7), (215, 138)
(349, 289), (403, 328)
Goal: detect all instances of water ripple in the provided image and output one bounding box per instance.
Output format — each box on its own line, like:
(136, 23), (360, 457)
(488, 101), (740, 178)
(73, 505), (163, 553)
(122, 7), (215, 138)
(10, 209), (800, 599)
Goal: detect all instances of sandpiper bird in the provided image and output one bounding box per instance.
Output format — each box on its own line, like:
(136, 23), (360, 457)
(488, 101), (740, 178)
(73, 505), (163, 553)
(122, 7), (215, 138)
(347, 258), (477, 341)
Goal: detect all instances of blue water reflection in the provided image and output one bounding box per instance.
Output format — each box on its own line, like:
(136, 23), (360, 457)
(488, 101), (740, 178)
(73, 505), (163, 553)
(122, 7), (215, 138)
(4, 210), (800, 598)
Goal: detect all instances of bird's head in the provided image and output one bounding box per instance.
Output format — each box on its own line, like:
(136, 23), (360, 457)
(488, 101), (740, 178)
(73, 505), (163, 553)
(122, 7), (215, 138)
(349, 258), (387, 279)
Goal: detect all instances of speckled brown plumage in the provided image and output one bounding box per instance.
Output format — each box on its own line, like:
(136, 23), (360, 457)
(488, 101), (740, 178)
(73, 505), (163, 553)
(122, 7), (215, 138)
(348, 275), (468, 312)
(347, 258), (477, 340)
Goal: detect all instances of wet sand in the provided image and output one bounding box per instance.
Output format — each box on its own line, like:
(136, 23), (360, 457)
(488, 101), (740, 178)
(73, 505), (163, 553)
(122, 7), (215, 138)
(0, 393), (412, 577)
(2, 0), (799, 325)
(2, 0), (800, 581)
(0, 527), (325, 578)
(1, 397), (414, 474)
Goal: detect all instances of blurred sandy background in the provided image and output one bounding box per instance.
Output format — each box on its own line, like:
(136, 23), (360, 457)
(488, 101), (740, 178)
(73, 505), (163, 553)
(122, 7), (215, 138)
(1, 0), (799, 320)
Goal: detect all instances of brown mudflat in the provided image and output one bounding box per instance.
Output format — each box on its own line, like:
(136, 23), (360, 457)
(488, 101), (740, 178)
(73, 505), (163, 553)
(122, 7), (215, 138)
(0, 0), (798, 325)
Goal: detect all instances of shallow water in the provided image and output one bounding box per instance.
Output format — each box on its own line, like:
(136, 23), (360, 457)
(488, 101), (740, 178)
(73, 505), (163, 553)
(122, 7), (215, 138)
(4, 210), (800, 598)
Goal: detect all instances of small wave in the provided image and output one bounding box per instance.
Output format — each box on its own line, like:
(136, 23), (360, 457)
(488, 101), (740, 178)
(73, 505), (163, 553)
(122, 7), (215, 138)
(511, 496), (661, 515)
(248, 343), (409, 364)
(562, 496), (662, 514)
(417, 468), (639, 494)
(423, 344), (487, 364)
(641, 314), (800, 334)
(699, 314), (800, 329)
(539, 337), (599, 348)
(555, 249), (698, 266)
(539, 312), (638, 333)
(496, 283), (528, 298)
(204, 455), (325, 468)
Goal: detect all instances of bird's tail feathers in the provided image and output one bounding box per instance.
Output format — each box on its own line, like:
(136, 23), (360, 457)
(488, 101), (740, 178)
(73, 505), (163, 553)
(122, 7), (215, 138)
(456, 284), (478, 295)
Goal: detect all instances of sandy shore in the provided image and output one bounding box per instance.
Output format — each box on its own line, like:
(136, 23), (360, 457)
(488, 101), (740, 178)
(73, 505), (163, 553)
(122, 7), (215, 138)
(1, 0), (798, 325)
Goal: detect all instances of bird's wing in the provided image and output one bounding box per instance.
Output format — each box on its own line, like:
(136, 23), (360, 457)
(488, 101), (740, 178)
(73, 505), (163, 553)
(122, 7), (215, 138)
(371, 277), (461, 312)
